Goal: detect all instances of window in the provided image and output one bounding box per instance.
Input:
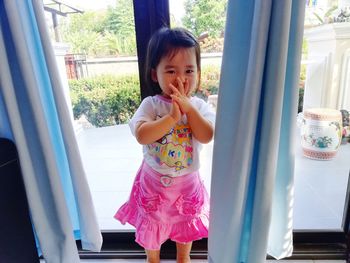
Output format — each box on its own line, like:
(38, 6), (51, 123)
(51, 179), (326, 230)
(44, 0), (141, 231)
(46, 0), (350, 259)
(294, 0), (350, 231)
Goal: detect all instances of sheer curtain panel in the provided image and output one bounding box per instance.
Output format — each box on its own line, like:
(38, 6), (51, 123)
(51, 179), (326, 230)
(0, 1), (102, 262)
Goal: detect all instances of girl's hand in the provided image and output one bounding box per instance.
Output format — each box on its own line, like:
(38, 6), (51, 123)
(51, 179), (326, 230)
(169, 78), (194, 114)
(169, 100), (182, 123)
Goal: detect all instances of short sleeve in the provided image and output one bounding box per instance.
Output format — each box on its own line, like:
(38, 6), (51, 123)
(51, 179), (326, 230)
(193, 97), (216, 127)
(129, 96), (156, 136)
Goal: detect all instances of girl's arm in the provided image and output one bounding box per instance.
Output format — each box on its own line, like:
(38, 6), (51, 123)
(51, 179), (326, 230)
(135, 115), (175, 145)
(186, 106), (214, 144)
(135, 101), (181, 145)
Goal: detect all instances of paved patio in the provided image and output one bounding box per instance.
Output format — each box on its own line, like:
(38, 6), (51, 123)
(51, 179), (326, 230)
(76, 124), (350, 230)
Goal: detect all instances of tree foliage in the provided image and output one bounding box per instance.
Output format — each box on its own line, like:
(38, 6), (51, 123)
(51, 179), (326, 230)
(60, 0), (136, 57)
(103, 0), (135, 37)
(102, 0), (136, 55)
(60, 11), (106, 55)
(61, 0), (227, 56)
(182, 0), (227, 37)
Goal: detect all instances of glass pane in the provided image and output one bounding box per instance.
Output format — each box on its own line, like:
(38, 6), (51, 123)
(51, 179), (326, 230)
(294, 0), (350, 230)
(44, 0), (140, 230)
(169, 0), (227, 203)
(46, 0), (350, 233)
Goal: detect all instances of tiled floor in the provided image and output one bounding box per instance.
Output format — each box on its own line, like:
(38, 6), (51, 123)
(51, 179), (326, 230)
(76, 124), (350, 231)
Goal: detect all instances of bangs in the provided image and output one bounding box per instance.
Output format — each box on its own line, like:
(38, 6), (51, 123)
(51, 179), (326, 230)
(163, 46), (194, 61)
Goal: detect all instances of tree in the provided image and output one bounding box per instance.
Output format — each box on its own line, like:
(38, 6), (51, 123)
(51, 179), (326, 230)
(60, 11), (106, 55)
(104, 0), (135, 37)
(102, 0), (136, 55)
(182, 0), (227, 37)
(60, 0), (137, 57)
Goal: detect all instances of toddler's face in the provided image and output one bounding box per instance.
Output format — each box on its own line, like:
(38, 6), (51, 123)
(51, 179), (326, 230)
(152, 47), (199, 98)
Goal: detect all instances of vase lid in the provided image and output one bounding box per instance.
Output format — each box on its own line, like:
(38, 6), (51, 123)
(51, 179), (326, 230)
(303, 108), (341, 120)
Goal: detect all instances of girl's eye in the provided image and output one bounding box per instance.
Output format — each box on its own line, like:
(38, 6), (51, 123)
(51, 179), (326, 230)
(166, 70), (176, 74)
(186, 69), (194, 74)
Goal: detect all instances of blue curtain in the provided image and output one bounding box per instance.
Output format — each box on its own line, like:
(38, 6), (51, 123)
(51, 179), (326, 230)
(208, 0), (305, 262)
(0, 0), (102, 262)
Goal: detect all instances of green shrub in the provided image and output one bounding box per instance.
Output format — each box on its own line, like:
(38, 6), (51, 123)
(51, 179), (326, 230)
(200, 37), (224, 53)
(298, 86), (304, 113)
(70, 65), (306, 126)
(69, 74), (140, 127)
(195, 65), (220, 100)
(70, 68), (221, 127)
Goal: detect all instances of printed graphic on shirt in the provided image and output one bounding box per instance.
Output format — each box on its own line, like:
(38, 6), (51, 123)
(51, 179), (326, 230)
(147, 123), (193, 172)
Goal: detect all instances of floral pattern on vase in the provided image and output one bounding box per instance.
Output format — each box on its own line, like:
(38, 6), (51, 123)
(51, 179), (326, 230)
(301, 108), (342, 160)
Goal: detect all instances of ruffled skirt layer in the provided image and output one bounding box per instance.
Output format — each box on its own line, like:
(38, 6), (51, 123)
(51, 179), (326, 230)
(114, 161), (209, 250)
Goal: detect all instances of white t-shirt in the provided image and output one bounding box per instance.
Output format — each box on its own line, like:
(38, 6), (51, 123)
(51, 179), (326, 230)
(129, 95), (215, 177)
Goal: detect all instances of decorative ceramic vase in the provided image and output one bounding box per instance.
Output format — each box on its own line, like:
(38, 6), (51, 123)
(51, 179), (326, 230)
(301, 108), (342, 160)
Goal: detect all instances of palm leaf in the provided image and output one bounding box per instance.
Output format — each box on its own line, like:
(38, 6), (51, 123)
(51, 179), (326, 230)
(313, 12), (324, 23)
(325, 6), (338, 18)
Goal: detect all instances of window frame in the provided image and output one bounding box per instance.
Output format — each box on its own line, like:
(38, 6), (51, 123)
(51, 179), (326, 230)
(78, 0), (350, 260)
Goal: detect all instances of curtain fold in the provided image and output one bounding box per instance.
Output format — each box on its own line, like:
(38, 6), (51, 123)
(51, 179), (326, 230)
(267, 1), (306, 258)
(0, 0), (102, 262)
(31, 0), (103, 250)
(208, 0), (305, 262)
(0, 92), (11, 139)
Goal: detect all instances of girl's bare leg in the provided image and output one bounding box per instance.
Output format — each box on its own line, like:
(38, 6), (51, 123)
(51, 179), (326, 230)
(176, 242), (192, 263)
(145, 249), (160, 263)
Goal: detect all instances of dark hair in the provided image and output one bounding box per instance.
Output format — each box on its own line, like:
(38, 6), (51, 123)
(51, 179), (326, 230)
(145, 27), (201, 95)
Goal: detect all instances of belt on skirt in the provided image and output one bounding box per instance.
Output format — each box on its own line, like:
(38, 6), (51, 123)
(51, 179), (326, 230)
(141, 161), (199, 188)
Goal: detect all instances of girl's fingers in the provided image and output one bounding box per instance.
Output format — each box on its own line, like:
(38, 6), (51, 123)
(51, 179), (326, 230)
(177, 77), (185, 95)
(169, 83), (181, 96)
(171, 99), (182, 116)
(170, 94), (179, 103)
(184, 79), (190, 96)
(171, 95), (183, 110)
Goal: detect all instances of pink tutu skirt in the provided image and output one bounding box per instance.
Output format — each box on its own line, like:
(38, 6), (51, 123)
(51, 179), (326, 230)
(114, 161), (209, 250)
